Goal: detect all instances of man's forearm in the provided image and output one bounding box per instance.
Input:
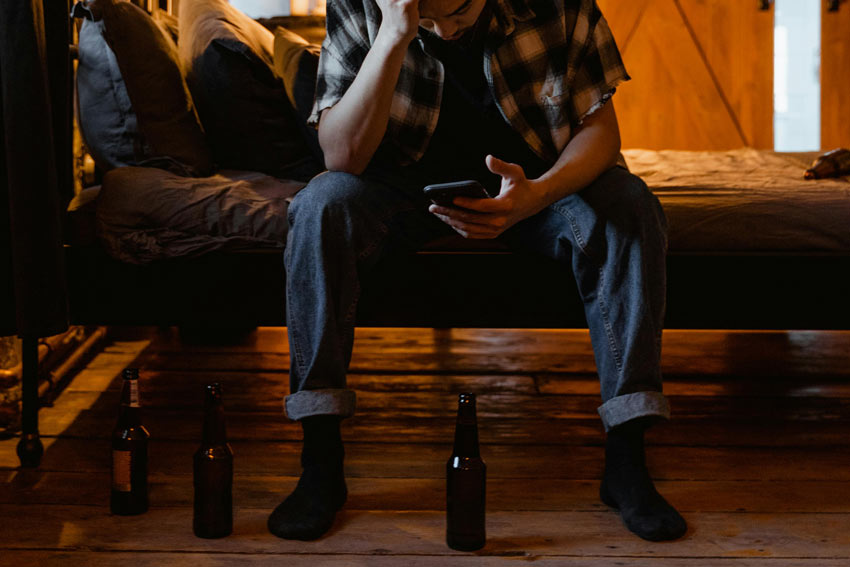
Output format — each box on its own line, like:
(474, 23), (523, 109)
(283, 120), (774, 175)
(318, 30), (411, 174)
(534, 101), (622, 205)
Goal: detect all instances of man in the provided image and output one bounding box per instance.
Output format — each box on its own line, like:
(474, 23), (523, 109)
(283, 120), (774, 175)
(268, 0), (687, 543)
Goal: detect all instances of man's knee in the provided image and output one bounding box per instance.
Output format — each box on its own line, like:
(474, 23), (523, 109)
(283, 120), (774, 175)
(289, 171), (370, 225)
(594, 168), (666, 238)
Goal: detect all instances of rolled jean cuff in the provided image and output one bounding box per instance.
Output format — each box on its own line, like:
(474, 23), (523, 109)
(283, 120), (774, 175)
(597, 391), (670, 432)
(284, 389), (356, 421)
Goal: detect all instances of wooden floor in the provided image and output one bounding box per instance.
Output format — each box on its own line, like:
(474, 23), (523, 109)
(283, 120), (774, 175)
(2, 327), (850, 566)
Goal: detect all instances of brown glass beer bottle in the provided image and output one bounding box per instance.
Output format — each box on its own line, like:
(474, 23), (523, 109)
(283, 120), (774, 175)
(193, 383), (234, 538)
(804, 148), (850, 179)
(446, 392), (486, 551)
(111, 367), (149, 515)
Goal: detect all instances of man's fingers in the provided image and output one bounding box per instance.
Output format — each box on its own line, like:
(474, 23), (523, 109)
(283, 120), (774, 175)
(430, 211), (501, 239)
(451, 196), (510, 213)
(486, 154), (524, 180)
(430, 204), (506, 228)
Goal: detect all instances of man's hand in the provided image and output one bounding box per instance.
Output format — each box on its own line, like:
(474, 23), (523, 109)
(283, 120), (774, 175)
(428, 155), (550, 239)
(376, 0), (421, 46)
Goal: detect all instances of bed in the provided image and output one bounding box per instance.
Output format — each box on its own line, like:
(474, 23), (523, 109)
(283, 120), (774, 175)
(62, 147), (850, 333)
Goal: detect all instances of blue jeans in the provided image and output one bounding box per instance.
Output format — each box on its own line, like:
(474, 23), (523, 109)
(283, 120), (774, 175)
(283, 166), (670, 431)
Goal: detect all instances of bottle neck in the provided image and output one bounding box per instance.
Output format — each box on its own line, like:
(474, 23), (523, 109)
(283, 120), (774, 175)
(452, 403), (480, 457)
(202, 399), (228, 446)
(118, 378), (142, 426)
(121, 378), (140, 407)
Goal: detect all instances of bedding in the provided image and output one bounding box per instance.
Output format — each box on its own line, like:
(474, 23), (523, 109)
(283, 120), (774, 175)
(90, 149), (849, 265)
(623, 149), (850, 253)
(96, 166), (304, 264)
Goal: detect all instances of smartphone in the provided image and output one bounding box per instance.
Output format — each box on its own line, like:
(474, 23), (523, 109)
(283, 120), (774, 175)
(423, 180), (492, 208)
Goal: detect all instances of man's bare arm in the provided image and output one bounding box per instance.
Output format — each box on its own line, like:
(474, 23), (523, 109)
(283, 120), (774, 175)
(534, 100), (622, 203)
(429, 101), (623, 238)
(318, 0), (420, 174)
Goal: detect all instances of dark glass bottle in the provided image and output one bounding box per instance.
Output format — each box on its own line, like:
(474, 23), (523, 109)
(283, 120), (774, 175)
(804, 148), (850, 179)
(111, 367), (149, 515)
(446, 392), (486, 551)
(193, 383), (234, 538)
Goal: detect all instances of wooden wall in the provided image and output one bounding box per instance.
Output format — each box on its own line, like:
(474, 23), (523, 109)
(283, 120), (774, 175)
(597, 0), (774, 150)
(821, 0), (850, 149)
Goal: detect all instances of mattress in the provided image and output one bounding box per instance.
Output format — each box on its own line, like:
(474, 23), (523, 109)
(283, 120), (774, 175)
(623, 148), (850, 253)
(74, 149), (850, 263)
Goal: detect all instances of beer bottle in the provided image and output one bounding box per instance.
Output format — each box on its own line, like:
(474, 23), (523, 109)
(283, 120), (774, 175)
(804, 148), (850, 179)
(446, 392), (486, 551)
(111, 367), (149, 515)
(193, 383), (234, 538)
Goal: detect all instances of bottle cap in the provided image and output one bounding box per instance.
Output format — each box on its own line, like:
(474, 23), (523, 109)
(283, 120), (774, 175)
(122, 367), (139, 380)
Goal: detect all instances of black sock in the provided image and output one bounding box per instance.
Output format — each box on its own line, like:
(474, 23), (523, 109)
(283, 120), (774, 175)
(268, 415), (347, 540)
(600, 417), (687, 541)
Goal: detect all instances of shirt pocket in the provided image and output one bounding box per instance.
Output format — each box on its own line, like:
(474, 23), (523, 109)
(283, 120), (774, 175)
(538, 81), (573, 152)
(539, 83), (572, 130)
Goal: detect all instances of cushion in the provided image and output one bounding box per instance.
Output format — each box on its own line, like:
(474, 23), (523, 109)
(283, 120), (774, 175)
(74, 0), (212, 176)
(272, 25), (324, 165)
(178, 0), (321, 180)
(273, 26), (321, 125)
(96, 166), (305, 264)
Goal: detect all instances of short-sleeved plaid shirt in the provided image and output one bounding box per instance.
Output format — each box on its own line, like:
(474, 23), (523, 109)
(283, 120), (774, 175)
(310, 0), (629, 166)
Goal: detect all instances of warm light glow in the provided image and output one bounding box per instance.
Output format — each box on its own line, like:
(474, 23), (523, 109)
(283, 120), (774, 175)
(290, 0), (326, 15)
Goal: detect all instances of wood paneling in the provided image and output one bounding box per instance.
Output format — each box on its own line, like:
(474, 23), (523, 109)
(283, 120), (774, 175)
(598, 0), (773, 149)
(821, 0), (850, 149)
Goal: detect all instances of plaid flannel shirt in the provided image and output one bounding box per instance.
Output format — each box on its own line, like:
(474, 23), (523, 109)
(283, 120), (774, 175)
(309, 0), (629, 166)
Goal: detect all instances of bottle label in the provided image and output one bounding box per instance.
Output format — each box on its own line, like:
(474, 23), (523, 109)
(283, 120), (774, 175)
(112, 450), (132, 491)
(129, 380), (139, 407)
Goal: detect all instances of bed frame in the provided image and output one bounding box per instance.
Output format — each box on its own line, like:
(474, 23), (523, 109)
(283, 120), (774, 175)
(14, 4), (850, 467)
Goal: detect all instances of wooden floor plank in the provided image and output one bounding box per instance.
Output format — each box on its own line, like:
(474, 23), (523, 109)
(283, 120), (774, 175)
(35, 409), (850, 447)
(77, 367), (850, 400)
(1, 506), (848, 559)
(142, 328), (850, 377)
(3, 439), (849, 481)
(45, 387), (850, 421)
(3, 471), (849, 514)
(10, 551), (850, 567)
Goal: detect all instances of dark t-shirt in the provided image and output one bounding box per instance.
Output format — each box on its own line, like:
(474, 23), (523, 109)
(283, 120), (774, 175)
(369, 9), (549, 196)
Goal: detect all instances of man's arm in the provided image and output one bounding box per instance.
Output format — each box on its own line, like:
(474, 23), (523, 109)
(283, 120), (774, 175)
(429, 101), (622, 238)
(318, 0), (420, 174)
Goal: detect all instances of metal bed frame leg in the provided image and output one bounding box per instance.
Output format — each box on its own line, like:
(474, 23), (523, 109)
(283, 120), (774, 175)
(16, 337), (43, 468)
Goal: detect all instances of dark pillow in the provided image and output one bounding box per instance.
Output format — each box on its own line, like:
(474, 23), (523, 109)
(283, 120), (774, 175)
(74, 0), (212, 176)
(178, 0), (322, 181)
(272, 26), (321, 126)
(272, 25), (324, 168)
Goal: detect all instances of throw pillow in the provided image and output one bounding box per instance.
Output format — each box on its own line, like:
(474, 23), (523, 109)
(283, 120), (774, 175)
(74, 0), (213, 176)
(272, 25), (320, 124)
(178, 0), (322, 181)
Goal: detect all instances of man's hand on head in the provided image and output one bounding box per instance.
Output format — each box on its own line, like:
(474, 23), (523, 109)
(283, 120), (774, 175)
(375, 0), (421, 46)
(428, 155), (551, 239)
